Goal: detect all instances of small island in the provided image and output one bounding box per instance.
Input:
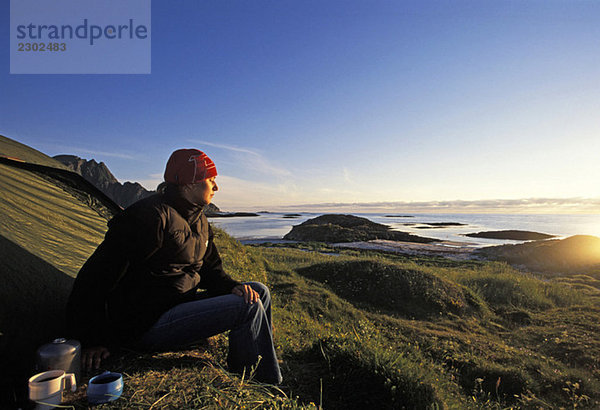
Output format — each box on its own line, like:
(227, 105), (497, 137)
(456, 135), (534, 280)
(282, 213), (302, 218)
(207, 212), (260, 218)
(465, 230), (555, 241)
(283, 214), (436, 243)
(415, 222), (467, 229)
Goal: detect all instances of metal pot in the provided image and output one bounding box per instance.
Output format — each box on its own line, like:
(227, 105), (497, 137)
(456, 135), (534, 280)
(35, 338), (81, 385)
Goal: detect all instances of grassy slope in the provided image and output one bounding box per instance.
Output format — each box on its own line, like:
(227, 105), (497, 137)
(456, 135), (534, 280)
(63, 238), (600, 409)
(479, 235), (600, 276)
(255, 245), (600, 409)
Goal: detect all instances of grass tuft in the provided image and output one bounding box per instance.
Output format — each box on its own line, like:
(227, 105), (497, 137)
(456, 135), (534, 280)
(296, 259), (485, 319)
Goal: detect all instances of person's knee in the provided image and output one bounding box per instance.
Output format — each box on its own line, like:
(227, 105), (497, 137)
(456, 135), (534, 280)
(243, 298), (265, 320)
(247, 282), (270, 300)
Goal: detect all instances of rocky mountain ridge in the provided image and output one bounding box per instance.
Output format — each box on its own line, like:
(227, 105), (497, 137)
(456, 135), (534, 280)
(53, 155), (152, 209)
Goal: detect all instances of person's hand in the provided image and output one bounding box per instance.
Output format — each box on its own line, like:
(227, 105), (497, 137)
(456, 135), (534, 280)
(82, 346), (110, 371)
(232, 284), (259, 304)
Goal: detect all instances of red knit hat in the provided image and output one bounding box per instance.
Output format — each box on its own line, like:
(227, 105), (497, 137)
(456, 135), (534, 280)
(164, 149), (217, 184)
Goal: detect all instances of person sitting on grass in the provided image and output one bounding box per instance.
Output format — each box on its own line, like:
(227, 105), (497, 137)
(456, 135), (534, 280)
(66, 148), (282, 384)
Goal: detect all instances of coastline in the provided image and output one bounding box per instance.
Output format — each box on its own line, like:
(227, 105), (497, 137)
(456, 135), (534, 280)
(211, 212), (600, 249)
(331, 239), (480, 260)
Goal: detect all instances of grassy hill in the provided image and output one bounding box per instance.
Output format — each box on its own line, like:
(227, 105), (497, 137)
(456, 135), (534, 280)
(478, 235), (600, 274)
(1, 135), (599, 408)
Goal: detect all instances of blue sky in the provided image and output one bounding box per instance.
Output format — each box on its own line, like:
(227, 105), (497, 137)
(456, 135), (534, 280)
(2, 1), (600, 212)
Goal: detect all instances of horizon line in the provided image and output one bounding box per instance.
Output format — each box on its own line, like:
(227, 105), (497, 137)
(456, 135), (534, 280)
(218, 197), (600, 214)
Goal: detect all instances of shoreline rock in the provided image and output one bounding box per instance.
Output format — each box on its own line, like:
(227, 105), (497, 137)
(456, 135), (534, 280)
(465, 230), (555, 241)
(207, 212), (259, 218)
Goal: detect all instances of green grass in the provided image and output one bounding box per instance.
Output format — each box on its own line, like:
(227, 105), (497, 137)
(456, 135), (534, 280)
(64, 344), (318, 409)
(443, 262), (590, 310)
(250, 245), (600, 409)
(295, 259), (485, 319)
(57, 234), (600, 409)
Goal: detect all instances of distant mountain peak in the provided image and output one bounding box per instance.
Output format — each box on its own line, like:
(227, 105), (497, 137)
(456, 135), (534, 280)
(53, 154), (119, 187)
(53, 154), (150, 208)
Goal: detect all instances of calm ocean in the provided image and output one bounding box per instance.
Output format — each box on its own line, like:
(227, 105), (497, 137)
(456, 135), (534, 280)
(209, 212), (600, 248)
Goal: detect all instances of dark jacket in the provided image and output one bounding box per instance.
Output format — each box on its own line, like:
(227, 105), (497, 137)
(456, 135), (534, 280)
(66, 188), (240, 347)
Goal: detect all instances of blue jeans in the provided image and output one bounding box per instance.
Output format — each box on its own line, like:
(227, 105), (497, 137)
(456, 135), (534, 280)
(135, 282), (282, 384)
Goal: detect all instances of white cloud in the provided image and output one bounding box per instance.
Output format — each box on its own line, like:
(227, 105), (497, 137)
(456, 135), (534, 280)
(50, 145), (136, 160)
(343, 167), (352, 183)
(188, 139), (291, 177)
(191, 140), (258, 155)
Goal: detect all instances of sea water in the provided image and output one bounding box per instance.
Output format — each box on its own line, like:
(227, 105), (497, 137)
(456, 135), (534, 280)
(209, 212), (600, 248)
